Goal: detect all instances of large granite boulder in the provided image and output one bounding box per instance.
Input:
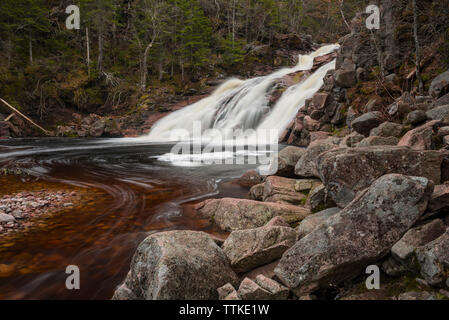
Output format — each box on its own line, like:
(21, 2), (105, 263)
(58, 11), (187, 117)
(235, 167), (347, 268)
(339, 132), (364, 148)
(416, 228), (449, 286)
(112, 231), (238, 300)
(430, 93), (449, 109)
(426, 105), (449, 121)
(370, 122), (403, 138)
(398, 120), (440, 150)
(390, 219), (446, 269)
(334, 69), (357, 88)
(263, 176), (305, 205)
(217, 283), (241, 300)
(249, 183), (265, 201)
(236, 170), (263, 189)
(269, 146), (306, 177)
(305, 184), (336, 212)
(294, 137), (341, 178)
(296, 207), (340, 240)
(237, 277), (289, 300)
(351, 112), (383, 136)
(429, 69), (449, 98)
(406, 110), (427, 126)
(317, 146), (444, 207)
(274, 174), (434, 296)
(428, 184), (449, 213)
(197, 198), (310, 232)
(356, 136), (399, 148)
(222, 221), (296, 273)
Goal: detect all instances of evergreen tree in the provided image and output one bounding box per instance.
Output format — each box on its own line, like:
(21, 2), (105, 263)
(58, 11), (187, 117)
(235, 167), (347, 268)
(176, 0), (212, 72)
(0, 0), (50, 66)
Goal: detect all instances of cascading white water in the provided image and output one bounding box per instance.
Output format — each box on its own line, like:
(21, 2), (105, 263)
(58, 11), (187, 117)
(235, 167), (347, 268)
(136, 44), (339, 168)
(144, 44), (340, 143)
(257, 60), (336, 136)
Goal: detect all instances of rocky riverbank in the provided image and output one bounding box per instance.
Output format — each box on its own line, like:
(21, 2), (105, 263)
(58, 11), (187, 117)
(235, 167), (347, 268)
(113, 140), (449, 300)
(112, 13), (449, 301)
(0, 190), (82, 236)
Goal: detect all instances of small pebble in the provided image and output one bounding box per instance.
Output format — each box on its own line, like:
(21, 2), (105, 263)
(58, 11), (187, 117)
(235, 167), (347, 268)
(0, 189), (79, 235)
(0, 212), (15, 223)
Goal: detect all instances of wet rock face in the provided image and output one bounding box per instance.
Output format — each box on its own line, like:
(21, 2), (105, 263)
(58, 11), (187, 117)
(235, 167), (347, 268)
(305, 92), (338, 125)
(274, 174), (434, 296)
(112, 231), (238, 300)
(316, 146), (444, 208)
(197, 198), (310, 232)
(237, 170), (263, 189)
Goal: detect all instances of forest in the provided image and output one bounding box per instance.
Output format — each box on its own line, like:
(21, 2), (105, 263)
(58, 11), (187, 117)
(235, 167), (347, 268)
(0, 0), (365, 124)
(0, 0), (449, 131)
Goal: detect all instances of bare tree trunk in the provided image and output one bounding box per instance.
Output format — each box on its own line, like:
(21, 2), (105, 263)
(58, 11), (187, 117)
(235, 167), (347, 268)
(245, 0), (251, 43)
(180, 58), (184, 81)
(338, 0), (352, 32)
(371, 30), (384, 80)
(7, 32), (12, 68)
(97, 28), (103, 73)
(412, 0), (424, 93)
(158, 57), (163, 81)
(140, 34), (158, 90)
(86, 27), (91, 77)
(232, 0), (236, 48)
(29, 34), (33, 64)
(381, 0), (397, 77)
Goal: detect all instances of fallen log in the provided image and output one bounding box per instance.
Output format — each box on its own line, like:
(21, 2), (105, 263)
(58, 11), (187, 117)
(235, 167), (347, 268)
(0, 98), (51, 136)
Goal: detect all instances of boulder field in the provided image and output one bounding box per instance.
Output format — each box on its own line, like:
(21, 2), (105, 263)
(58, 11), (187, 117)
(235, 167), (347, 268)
(113, 34), (449, 301)
(113, 141), (449, 300)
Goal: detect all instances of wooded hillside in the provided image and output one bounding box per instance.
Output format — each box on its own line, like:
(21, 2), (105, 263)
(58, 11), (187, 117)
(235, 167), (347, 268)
(1, 0), (449, 133)
(0, 0), (363, 123)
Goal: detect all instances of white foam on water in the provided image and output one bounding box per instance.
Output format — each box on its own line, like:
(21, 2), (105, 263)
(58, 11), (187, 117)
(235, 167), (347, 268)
(133, 44), (340, 167)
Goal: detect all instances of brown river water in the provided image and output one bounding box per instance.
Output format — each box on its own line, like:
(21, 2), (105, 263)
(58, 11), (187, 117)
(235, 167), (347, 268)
(0, 138), (256, 299)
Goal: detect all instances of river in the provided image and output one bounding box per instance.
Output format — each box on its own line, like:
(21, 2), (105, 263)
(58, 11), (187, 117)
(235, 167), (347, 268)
(0, 138), (258, 299)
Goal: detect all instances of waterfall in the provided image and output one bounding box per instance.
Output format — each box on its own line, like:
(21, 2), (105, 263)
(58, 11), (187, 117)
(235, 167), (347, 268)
(143, 44), (340, 144)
